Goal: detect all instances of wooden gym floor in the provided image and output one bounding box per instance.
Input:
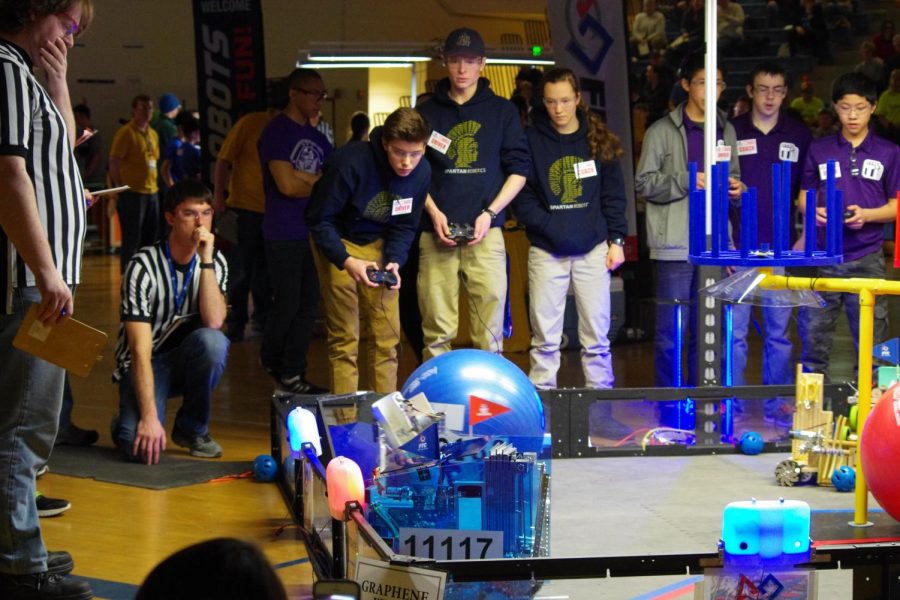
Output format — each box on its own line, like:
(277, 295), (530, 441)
(41, 251), (890, 598)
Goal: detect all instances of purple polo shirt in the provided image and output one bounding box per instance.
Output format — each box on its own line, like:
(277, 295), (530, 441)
(730, 111), (812, 246)
(258, 113), (332, 241)
(683, 107), (725, 171)
(800, 129), (900, 262)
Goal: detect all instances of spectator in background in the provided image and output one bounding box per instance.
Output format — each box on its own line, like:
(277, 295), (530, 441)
(152, 92), (181, 206)
(311, 108), (335, 146)
(640, 63), (673, 124)
(789, 0), (830, 62)
(812, 107), (839, 137)
(717, 0), (745, 55)
(512, 67), (543, 110)
(875, 68), (900, 142)
(161, 113), (201, 187)
(884, 34), (900, 75)
(73, 103), (102, 185)
(631, 0), (668, 57)
(670, 0), (704, 62)
(348, 111), (370, 144)
(855, 42), (885, 93)
(873, 20), (896, 60)
(731, 95), (752, 118)
(790, 79), (825, 126)
(767, 0), (801, 27)
(109, 94), (161, 273)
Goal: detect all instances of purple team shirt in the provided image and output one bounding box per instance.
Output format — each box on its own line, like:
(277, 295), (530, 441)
(730, 111), (812, 246)
(800, 129), (900, 262)
(683, 107), (725, 173)
(258, 113), (332, 241)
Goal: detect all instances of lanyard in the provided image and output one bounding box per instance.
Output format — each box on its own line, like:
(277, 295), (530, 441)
(163, 240), (197, 315)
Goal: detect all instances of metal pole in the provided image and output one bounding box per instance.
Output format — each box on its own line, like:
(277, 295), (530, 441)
(704, 0), (718, 234)
(852, 288), (875, 527)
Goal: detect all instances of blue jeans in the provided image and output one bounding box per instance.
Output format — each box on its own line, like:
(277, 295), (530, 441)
(654, 260), (699, 387)
(731, 304), (794, 386)
(113, 328), (229, 460)
(0, 287), (65, 574)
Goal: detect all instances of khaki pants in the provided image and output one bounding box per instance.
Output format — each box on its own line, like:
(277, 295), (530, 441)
(312, 238), (400, 394)
(417, 227), (506, 360)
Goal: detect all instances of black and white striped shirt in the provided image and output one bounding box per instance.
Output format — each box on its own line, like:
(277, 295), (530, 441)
(113, 241), (228, 380)
(0, 41), (86, 313)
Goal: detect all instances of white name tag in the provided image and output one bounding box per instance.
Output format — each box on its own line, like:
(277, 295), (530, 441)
(392, 197), (413, 216)
(737, 139), (757, 156)
(427, 131), (451, 154)
(574, 159), (597, 179)
(778, 142), (799, 162)
(716, 143), (732, 162)
(147, 160), (157, 169)
(818, 162), (842, 180)
(861, 159), (885, 181)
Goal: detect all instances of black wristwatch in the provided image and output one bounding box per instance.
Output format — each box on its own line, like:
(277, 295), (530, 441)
(199, 262), (215, 269)
(481, 207), (498, 221)
(609, 237), (625, 247)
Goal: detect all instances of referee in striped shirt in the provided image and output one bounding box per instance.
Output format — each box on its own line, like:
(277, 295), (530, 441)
(111, 179), (230, 466)
(0, 2), (95, 599)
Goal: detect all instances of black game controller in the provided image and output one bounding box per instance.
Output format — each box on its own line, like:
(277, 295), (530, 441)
(843, 209), (855, 220)
(367, 268), (398, 287)
(447, 223), (475, 245)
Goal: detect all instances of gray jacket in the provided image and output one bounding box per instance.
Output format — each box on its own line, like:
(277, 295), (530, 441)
(635, 103), (740, 261)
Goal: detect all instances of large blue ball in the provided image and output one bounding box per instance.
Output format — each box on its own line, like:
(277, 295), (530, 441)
(738, 431), (764, 455)
(831, 465), (856, 492)
(253, 454), (278, 482)
(401, 349), (545, 453)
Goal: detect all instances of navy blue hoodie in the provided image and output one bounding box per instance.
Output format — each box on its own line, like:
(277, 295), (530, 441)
(307, 126), (431, 269)
(514, 107), (627, 256)
(416, 77), (530, 228)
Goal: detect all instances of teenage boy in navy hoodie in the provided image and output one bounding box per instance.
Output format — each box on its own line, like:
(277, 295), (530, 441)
(416, 28), (531, 360)
(307, 108), (432, 393)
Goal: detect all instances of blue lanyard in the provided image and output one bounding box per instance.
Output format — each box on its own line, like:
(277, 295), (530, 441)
(163, 240), (198, 315)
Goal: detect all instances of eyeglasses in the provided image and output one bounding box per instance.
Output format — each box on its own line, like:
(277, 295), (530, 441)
(753, 85), (786, 97)
(293, 88), (328, 101)
(178, 208), (214, 219)
(835, 103), (872, 116)
(691, 79), (726, 89)
(543, 97), (576, 108)
(57, 12), (80, 37)
(387, 145), (425, 161)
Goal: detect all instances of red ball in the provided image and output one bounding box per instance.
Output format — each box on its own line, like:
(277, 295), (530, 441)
(860, 384), (900, 521)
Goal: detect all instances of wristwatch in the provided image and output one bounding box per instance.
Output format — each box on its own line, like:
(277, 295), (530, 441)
(481, 207), (498, 221)
(609, 237), (625, 247)
(200, 262), (215, 269)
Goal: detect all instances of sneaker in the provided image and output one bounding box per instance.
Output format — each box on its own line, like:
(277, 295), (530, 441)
(46, 551), (73, 576)
(54, 424), (99, 447)
(277, 374), (328, 395)
(171, 429), (223, 458)
(36, 465), (49, 479)
(35, 493), (70, 518)
(0, 571), (93, 600)
(258, 356), (280, 381)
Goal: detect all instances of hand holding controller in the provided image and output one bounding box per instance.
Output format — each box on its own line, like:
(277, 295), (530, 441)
(447, 222), (475, 246)
(367, 268), (398, 287)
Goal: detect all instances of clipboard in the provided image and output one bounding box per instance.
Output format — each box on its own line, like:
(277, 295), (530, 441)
(13, 304), (107, 377)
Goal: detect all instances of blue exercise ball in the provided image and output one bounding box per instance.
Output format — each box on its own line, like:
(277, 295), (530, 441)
(831, 465), (856, 492)
(738, 431), (764, 455)
(401, 349), (545, 453)
(253, 454), (278, 482)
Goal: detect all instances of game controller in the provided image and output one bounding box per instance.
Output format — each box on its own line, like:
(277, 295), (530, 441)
(843, 209), (855, 220)
(448, 223), (475, 245)
(367, 268), (398, 287)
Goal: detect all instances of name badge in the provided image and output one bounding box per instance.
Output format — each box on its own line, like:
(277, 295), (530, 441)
(427, 131), (452, 154)
(716, 143), (732, 162)
(737, 139), (757, 156)
(818, 162), (842, 180)
(574, 160), (597, 179)
(147, 160), (157, 169)
(778, 142), (800, 162)
(392, 197), (413, 216)
(861, 159), (884, 181)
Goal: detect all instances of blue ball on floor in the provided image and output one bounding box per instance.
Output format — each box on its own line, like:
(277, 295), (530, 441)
(253, 454), (278, 482)
(738, 431), (764, 455)
(831, 465), (855, 492)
